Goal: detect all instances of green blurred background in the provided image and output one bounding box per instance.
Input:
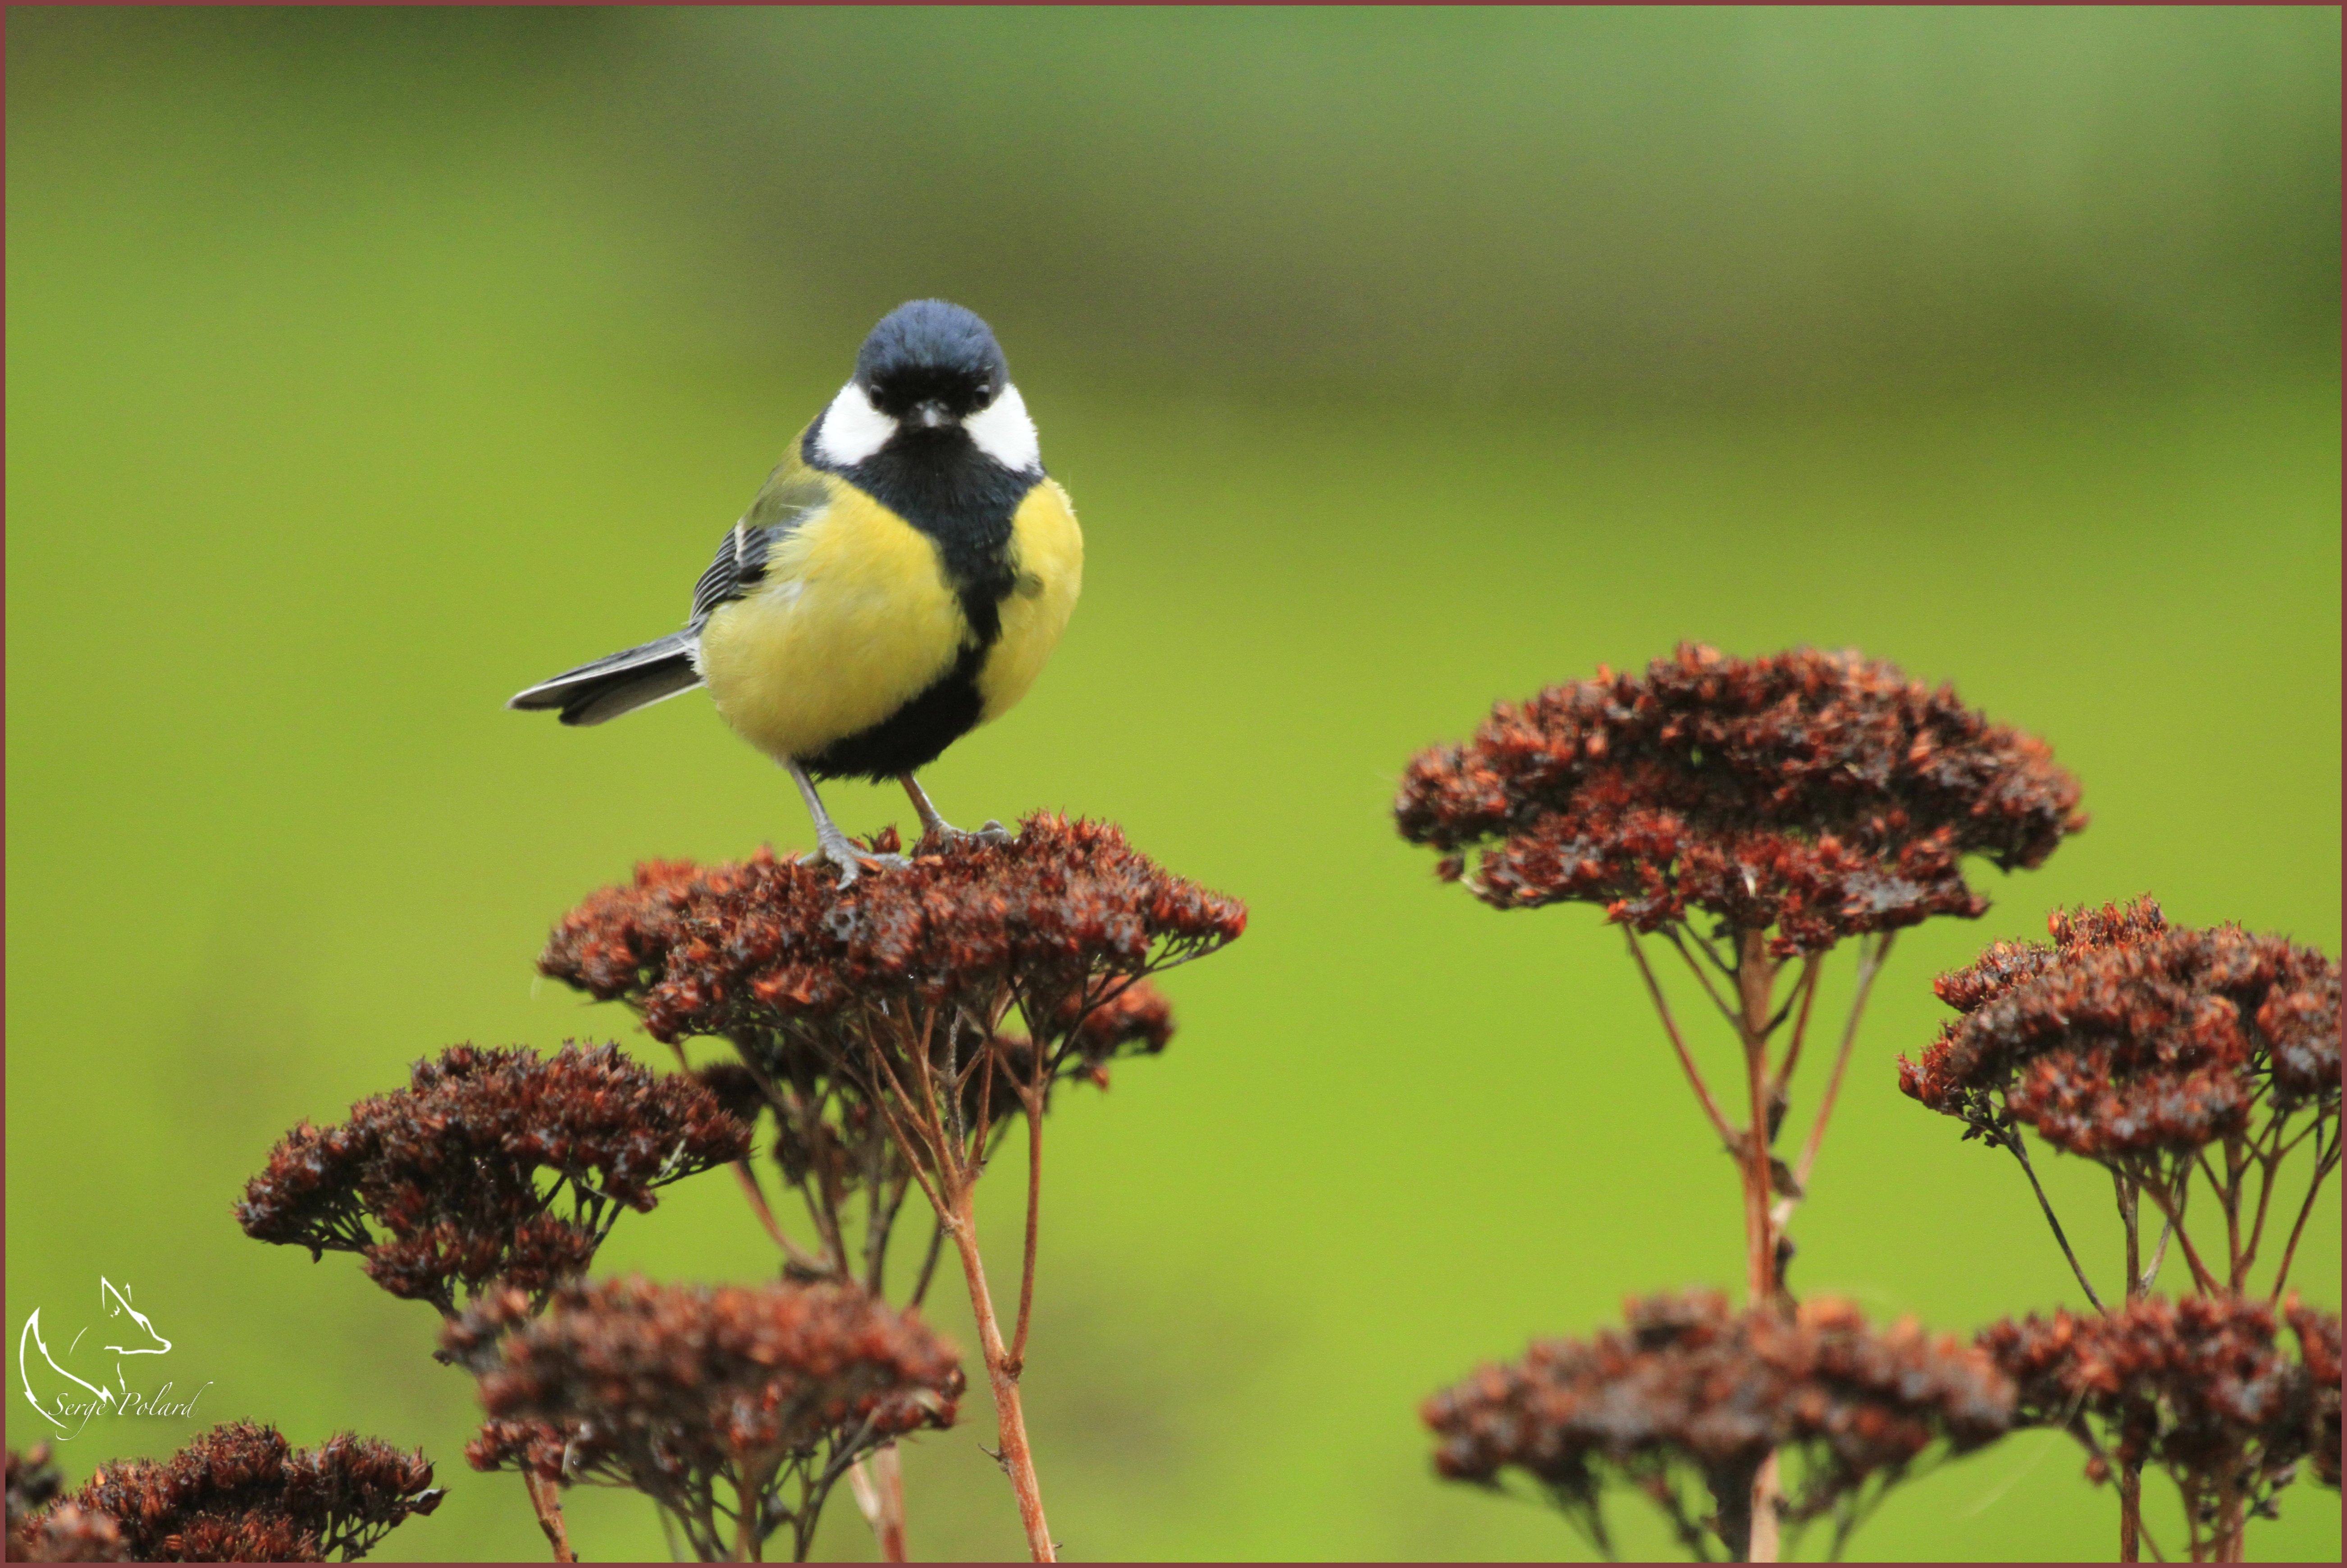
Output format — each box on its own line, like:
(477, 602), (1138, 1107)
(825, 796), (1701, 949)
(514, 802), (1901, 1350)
(7, 7), (2339, 1561)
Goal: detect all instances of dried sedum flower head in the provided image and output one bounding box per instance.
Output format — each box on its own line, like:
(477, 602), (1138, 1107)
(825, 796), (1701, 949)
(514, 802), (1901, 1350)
(1901, 898), (2342, 1158)
(1423, 1290), (2012, 1557)
(25, 1422), (439, 1563)
(7, 1445), (63, 1532)
(2286, 1300), (2342, 1489)
(1981, 1294), (2338, 1524)
(1395, 644), (2083, 953)
(6, 1445), (126, 1563)
(9, 1503), (128, 1564)
(445, 1277), (963, 1562)
(237, 1044), (751, 1316)
(539, 814), (1242, 1048)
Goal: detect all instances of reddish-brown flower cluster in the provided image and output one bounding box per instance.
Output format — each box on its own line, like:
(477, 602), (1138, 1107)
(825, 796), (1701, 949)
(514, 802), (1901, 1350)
(6, 1445), (126, 1562)
(12, 1422), (439, 1563)
(542, 813), (1242, 1041)
(1394, 644), (2084, 953)
(1981, 1295), (2339, 1516)
(1901, 898), (2342, 1159)
(2287, 1299), (2342, 1489)
(237, 1044), (751, 1316)
(1424, 1290), (2012, 1555)
(975, 978), (1179, 1109)
(445, 1277), (963, 1561)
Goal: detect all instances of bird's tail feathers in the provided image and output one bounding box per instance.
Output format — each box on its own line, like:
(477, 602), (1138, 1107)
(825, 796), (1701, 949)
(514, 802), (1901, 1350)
(509, 632), (704, 726)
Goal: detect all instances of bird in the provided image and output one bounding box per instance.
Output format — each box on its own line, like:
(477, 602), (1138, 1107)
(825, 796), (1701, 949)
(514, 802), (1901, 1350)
(510, 300), (1082, 886)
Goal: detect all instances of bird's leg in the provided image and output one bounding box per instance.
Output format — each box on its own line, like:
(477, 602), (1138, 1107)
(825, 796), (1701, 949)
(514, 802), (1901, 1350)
(783, 758), (907, 888)
(899, 774), (1014, 851)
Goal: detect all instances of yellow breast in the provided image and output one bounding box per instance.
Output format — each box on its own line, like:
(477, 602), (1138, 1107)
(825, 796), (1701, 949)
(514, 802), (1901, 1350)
(696, 479), (967, 761)
(978, 479), (1084, 723)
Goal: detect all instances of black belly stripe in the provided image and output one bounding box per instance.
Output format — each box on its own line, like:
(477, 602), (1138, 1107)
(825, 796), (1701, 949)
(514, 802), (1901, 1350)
(803, 641), (989, 782)
(797, 420), (1044, 782)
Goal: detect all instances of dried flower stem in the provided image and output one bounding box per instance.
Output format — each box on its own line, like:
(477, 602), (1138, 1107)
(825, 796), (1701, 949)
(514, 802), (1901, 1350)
(1791, 933), (1893, 1194)
(1012, 1092), (1044, 1373)
(1634, 925), (1914, 1564)
(2137, 1178), (2221, 1297)
(2116, 1172), (2145, 1563)
(1734, 930), (1783, 1564)
(2267, 1117), (2339, 1304)
(945, 1187), (1055, 1561)
(1767, 955), (1826, 1107)
(854, 1009), (1055, 1563)
(1735, 934), (1780, 1308)
(1627, 930), (1737, 1148)
(1664, 926), (1745, 1032)
(2001, 1133), (2105, 1311)
(848, 1445), (909, 1562)
(518, 1472), (577, 1563)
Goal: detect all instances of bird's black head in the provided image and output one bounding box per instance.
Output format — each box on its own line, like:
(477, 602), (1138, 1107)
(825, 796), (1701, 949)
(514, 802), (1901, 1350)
(855, 300), (1010, 425)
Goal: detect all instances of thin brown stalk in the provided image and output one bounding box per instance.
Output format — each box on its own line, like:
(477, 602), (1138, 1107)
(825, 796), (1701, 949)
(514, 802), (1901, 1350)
(945, 1190), (1055, 1562)
(1734, 931), (1779, 1308)
(2139, 1177), (2220, 1297)
(1664, 925), (1744, 1031)
(2116, 1171), (2143, 1562)
(733, 1161), (825, 1274)
(903, 1007), (950, 1154)
(1767, 954), (1826, 1104)
(860, 1029), (953, 1190)
(733, 1472), (759, 1563)
(1791, 932), (1893, 1193)
(863, 1079), (952, 1229)
(849, 1446), (909, 1563)
(1734, 930), (1781, 1565)
(724, 1053), (846, 1272)
(1009, 1076), (1045, 1376)
(2206, 1142), (2245, 1289)
(1626, 929), (1737, 1148)
(908, 1213), (948, 1308)
(521, 1470), (576, 1563)
(2268, 1118), (2340, 1303)
(2004, 1134), (2105, 1312)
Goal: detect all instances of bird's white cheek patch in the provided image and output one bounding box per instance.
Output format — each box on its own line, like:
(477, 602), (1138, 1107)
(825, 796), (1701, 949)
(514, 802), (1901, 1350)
(812, 383), (898, 467)
(964, 384), (1041, 473)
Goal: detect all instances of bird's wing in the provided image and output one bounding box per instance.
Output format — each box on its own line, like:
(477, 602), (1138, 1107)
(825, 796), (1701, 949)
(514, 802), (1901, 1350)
(510, 434), (837, 726)
(688, 452), (835, 628)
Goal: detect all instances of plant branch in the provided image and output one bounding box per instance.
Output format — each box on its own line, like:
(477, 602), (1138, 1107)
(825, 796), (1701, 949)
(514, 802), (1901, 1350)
(519, 1470), (575, 1563)
(1009, 1062), (1046, 1375)
(944, 1190), (1055, 1562)
(2138, 1174), (2220, 1296)
(2269, 1116), (2340, 1303)
(2115, 1171), (2143, 1562)
(848, 1445), (908, 1563)
(1790, 932), (1893, 1194)
(1767, 954), (1826, 1104)
(909, 1212), (946, 1308)
(2003, 1132), (2105, 1312)
(1626, 929), (1738, 1149)
(732, 1160), (826, 1275)
(1663, 925), (1744, 1031)
(1734, 929), (1781, 1566)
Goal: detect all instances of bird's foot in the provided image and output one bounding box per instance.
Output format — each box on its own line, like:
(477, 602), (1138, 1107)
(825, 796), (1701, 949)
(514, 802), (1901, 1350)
(798, 831), (909, 889)
(916, 816), (1017, 853)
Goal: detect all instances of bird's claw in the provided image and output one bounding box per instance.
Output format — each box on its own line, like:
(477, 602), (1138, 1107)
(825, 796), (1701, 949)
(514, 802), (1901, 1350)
(919, 817), (1018, 852)
(799, 841), (910, 889)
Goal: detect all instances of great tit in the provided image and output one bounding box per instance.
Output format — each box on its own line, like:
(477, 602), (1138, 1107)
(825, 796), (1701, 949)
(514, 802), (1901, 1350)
(510, 300), (1083, 885)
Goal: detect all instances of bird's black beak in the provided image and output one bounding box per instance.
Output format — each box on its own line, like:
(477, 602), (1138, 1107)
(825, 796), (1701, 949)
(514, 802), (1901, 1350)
(910, 400), (954, 429)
